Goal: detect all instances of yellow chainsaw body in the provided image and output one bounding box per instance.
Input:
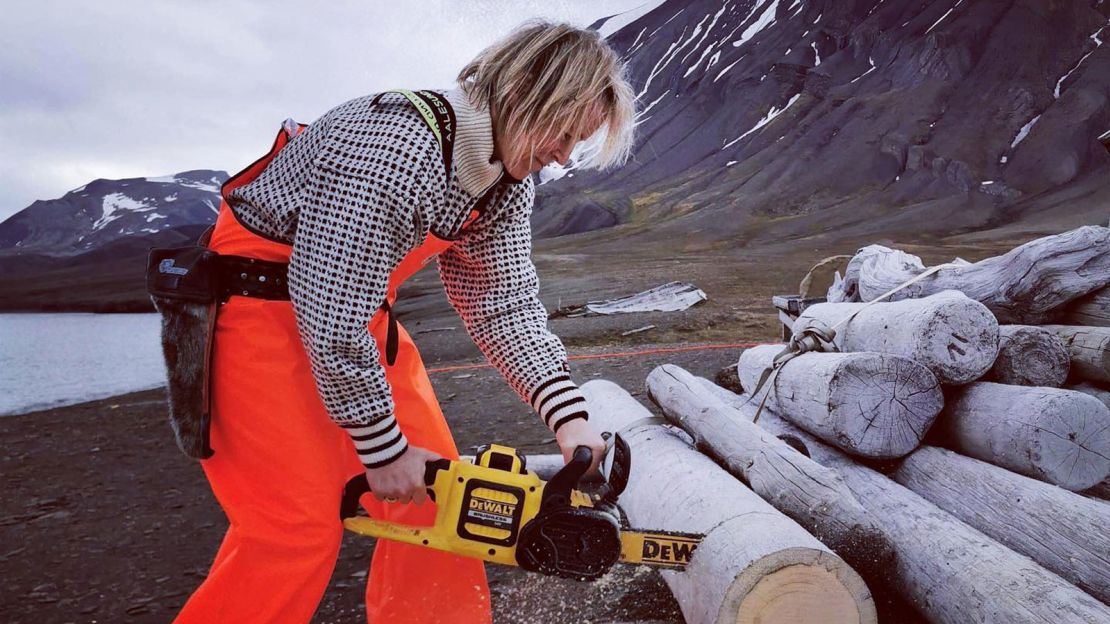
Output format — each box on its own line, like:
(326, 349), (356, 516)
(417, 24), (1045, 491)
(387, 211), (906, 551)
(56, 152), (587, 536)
(343, 444), (592, 566)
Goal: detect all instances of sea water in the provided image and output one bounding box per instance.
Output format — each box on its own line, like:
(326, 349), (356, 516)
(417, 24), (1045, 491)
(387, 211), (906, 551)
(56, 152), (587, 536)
(0, 313), (166, 416)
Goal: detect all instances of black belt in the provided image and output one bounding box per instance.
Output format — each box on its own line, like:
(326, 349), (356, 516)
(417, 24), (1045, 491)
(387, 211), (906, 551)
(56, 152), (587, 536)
(215, 254), (400, 366)
(215, 255), (290, 301)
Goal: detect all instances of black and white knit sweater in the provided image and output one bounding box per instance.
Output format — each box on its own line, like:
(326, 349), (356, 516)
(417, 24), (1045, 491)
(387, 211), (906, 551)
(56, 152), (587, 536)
(226, 87), (588, 468)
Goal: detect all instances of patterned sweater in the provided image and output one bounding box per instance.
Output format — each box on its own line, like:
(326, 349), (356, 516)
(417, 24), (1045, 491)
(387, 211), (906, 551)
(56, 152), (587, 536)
(226, 87), (588, 468)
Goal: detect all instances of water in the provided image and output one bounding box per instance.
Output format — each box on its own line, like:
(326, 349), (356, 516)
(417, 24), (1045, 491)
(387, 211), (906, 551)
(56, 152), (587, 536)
(0, 313), (166, 416)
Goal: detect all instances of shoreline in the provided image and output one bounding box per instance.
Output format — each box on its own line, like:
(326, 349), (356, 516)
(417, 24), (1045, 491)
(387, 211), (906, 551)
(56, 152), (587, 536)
(0, 383), (168, 419)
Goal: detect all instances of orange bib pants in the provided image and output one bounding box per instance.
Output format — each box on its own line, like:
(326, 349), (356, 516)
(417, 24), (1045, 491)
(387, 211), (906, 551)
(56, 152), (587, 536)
(175, 128), (491, 624)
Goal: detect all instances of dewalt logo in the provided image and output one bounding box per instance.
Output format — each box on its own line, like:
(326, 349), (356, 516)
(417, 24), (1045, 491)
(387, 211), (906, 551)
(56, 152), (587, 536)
(640, 534), (699, 567)
(466, 494), (518, 529)
(469, 497), (516, 517)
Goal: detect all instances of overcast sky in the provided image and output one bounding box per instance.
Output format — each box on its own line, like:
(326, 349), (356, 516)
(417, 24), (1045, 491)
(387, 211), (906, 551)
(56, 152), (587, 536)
(0, 0), (651, 221)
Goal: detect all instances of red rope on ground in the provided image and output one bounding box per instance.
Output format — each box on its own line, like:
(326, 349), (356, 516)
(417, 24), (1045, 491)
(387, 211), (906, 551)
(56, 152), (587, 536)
(426, 341), (771, 374)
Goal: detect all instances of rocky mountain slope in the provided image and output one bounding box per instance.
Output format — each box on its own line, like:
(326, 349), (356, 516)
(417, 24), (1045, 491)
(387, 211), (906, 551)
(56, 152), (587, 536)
(0, 170), (225, 257)
(0, 171), (226, 311)
(534, 0), (1110, 244)
(3, 0), (1108, 311)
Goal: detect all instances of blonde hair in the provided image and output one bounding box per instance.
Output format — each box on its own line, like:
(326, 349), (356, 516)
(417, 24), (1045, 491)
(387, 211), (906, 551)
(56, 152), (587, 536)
(457, 19), (636, 171)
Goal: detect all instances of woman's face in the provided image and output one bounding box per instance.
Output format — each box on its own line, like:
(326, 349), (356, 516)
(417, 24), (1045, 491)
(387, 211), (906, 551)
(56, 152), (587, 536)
(495, 106), (607, 181)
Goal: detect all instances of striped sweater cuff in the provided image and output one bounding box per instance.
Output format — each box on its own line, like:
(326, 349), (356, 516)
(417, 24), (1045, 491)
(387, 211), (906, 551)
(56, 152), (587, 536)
(341, 417), (410, 469)
(530, 371), (588, 433)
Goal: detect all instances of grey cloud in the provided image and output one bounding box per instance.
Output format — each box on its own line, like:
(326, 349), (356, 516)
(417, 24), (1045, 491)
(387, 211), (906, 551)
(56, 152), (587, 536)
(0, 0), (644, 221)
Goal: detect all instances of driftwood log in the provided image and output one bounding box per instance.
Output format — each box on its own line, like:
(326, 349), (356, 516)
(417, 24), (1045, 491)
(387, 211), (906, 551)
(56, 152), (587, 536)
(580, 380), (877, 624)
(983, 325), (1070, 387)
(932, 382), (1110, 490)
(737, 344), (943, 459)
(1040, 325), (1110, 385)
(497, 448), (1110, 592)
(461, 454), (564, 481)
(827, 226), (1110, 324)
(644, 364), (895, 576)
(706, 388), (1110, 623)
(890, 445), (1110, 603)
(794, 290), (999, 384)
(1068, 383), (1110, 501)
(1058, 285), (1110, 327)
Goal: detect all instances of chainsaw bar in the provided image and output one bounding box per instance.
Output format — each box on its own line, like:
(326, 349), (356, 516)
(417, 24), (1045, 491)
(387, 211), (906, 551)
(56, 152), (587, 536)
(619, 529), (702, 570)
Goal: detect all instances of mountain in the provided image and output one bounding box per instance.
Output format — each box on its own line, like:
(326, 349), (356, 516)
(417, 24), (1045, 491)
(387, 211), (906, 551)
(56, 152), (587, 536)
(0, 170), (226, 257)
(0, 171), (226, 312)
(5, 0), (1110, 311)
(533, 0), (1110, 244)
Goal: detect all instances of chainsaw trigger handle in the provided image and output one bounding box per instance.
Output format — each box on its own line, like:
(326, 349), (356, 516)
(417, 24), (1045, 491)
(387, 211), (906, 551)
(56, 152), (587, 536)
(424, 458), (451, 486)
(339, 459), (451, 520)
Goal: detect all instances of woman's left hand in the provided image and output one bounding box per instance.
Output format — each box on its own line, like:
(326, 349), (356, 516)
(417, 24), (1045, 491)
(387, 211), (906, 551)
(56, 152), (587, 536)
(554, 417), (608, 477)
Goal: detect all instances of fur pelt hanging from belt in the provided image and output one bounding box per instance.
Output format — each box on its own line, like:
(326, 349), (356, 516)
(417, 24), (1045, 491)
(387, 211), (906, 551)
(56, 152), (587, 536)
(152, 296), (216, 459)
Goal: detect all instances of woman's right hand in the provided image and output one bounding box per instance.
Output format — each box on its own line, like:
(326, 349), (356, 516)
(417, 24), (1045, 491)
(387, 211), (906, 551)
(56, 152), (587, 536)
(364, 446), (442, 505)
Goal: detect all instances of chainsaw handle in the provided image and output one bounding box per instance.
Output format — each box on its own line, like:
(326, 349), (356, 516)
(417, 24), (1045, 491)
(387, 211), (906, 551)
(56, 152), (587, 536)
(339, 458), (450, 520)
(540, 446), (592, 509)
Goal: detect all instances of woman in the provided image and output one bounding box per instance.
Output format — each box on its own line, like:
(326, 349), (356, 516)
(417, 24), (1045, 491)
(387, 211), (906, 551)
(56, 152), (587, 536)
(174, 19), (636, 624)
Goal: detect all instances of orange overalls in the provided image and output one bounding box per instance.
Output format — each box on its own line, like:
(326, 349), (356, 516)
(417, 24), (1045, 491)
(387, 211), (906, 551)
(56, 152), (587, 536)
(175, 125), (491, 623)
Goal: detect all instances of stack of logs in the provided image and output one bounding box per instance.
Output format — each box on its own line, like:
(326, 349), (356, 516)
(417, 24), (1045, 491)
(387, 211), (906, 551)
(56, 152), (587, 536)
(568, 226), (1110, 624)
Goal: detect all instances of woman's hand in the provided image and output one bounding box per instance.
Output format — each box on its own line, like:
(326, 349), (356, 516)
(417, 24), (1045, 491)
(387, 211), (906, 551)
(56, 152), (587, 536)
(364, 446), (443, 505)
(555, 418), (608, 477)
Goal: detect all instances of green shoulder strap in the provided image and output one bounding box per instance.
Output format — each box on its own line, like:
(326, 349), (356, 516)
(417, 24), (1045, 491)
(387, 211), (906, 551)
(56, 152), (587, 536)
(377, 89), (456, 180)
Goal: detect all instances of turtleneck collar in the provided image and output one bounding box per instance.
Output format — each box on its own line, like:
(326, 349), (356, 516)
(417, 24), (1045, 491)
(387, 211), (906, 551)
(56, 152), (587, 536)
(442, 87), (507, 198)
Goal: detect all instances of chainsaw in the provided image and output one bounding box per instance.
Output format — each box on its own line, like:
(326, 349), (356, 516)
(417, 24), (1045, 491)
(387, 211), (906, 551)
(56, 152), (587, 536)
(339, 434), (702, 581)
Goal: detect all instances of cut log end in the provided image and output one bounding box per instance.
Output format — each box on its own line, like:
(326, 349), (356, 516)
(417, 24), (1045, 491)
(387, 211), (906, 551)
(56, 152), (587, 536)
(738, 345), (942, 459)
(828, 355), (943, 458)
(938, 383), (1110, 490)
(1028, 394), (1110, 489)
(917, 293), (999, 384)
(1041, 325), (1110, 385)
(730, 553), (872, 624)
(796, 291), (999, 385)
(985, 325), (1070, 387)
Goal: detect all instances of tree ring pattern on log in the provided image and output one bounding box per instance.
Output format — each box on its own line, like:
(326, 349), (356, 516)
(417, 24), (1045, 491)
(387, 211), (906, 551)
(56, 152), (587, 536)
(827, 355), (943, 458)
(729, 552), (868, 624)
(985, 326), (1070, 387)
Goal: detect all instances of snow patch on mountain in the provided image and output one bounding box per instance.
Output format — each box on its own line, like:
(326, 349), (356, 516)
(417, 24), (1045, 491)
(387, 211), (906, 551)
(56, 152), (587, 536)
(735, 0), (780, 48)
(1010, 114), (1041, 149)
(724, 93), (801, 149)
(925, 0), (965, 35)
(714, 55), (745, 82)
(94, 193), (155, 231)
(180, 177), (223, 194)
(596, 0), (669, 38)
(850, 56), (877, 83)
(1053, 22), (1107, 99)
